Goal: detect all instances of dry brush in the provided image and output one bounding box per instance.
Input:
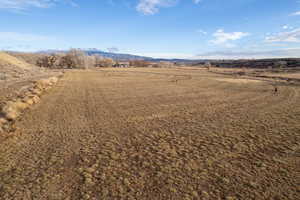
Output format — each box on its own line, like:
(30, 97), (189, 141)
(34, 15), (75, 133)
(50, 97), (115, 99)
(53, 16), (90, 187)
(0, 76), (60, 133)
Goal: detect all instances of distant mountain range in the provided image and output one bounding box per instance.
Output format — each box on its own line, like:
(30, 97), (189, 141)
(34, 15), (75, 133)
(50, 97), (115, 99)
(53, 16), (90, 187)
(38, 49), (200, 63)
(38, 49), (153, 61)
(15, 49), (300, 68)
(86, 49), (153, 60)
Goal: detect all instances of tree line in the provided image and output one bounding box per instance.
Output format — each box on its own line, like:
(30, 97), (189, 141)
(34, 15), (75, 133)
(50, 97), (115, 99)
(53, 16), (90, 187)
(36, 49), (177, 69)
(36, 49), (111, 69)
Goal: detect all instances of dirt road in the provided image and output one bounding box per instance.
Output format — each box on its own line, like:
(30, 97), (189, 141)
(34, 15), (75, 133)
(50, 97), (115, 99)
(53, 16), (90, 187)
(0, 69), (299, 199)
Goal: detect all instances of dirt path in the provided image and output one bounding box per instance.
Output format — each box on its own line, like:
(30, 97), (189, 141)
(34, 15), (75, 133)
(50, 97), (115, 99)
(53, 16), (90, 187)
(0, 69), (299, 200)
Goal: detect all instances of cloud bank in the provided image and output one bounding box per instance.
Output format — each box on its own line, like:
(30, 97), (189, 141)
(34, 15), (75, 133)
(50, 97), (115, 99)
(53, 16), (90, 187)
(210, 29), (249, 45)
(265, 28), (300, 43)
(0, 0), (76, 10)
(0, 0), (54, 10)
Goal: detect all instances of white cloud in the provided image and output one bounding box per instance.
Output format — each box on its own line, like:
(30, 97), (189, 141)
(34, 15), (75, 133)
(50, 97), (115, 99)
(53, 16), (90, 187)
(210, 29), (249, 46)
(283, 25), (289, 30)
(136, 0), (177, 15)
(290, 11), (300, 16)
(193, 0), (202, 4)
(282, 25), (293, 30)
(136, 0), (203, 15)
(0, 0), (76, 11)
(265, 28), (300, 43)
(0, 0), (52, 10)
(197, 29), (207, 35)
(0, 32), (51, 42)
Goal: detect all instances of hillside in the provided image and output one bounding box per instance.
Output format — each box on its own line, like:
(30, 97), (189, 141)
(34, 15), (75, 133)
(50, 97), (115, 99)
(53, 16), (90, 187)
(0, 52), (44, 81)
(7, 52), (46, 66)
(0, 52), (33, 70)
(0, 52), (59, 105)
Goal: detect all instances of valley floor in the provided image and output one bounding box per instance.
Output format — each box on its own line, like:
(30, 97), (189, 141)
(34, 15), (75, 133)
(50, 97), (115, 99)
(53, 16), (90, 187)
(0, 68), (299, 199)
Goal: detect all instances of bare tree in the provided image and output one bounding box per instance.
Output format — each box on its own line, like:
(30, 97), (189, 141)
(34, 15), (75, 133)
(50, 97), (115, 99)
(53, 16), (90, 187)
(205, 62), (211, 71)
(85, 55), (96, 68)
(64, 49), (88, 69)
(36, 49), (101, 69)
(36, 54), (61, 69)
(56, 49), (92, 69)
(94, 54), (104, 67)
(95, 57), (115, 67)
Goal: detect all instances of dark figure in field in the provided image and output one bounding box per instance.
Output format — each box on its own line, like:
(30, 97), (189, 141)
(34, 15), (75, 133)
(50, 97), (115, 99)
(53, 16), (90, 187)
(274, 86), (278, 94)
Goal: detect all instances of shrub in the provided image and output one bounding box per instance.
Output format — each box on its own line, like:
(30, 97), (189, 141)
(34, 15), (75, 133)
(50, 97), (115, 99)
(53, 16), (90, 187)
(129, 60), (151, 67)
(95, 57), (115, 67)
(36, 54), (61, 69)
(36, 49), (96, 69)
(63, 49), (89, 69)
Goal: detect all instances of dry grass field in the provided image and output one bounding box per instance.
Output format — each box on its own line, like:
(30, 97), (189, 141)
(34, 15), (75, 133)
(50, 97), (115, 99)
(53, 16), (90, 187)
(0, 68), (299, 199)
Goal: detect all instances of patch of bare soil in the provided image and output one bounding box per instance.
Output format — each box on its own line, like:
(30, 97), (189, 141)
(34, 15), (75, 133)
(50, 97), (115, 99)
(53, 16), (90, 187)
(215, 78), (262, 84)
(0, 68), (299, 200)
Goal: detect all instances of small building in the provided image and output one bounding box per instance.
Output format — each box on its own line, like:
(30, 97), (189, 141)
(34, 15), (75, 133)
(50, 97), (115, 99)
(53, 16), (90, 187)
(113, 62), (130, 68)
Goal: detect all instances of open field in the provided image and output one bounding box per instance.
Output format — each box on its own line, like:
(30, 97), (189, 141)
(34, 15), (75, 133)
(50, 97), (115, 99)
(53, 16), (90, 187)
(0, 68), (299, 199)
(203, 66), (300, 79)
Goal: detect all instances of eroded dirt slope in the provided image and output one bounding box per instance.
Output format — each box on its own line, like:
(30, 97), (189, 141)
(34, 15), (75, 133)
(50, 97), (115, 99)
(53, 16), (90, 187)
(0, 68), (299, 200)
(0, 51), (41, 81)
(0, 52), (60, 105)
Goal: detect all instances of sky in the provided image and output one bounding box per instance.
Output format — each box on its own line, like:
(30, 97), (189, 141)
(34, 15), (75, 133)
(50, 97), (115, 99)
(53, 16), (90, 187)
(1, 0), (300, 59)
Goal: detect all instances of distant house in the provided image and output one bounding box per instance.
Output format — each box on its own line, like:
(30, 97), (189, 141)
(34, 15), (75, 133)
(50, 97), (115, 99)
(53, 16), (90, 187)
(114, 62), (130, 68)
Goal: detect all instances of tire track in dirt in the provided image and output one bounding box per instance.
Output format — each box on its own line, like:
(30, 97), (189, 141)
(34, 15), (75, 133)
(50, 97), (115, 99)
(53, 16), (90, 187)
(0, 73), (96, 199)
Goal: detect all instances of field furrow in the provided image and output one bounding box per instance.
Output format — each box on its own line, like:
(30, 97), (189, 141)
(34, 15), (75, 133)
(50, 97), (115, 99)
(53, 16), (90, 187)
(0, 69), (299, 200)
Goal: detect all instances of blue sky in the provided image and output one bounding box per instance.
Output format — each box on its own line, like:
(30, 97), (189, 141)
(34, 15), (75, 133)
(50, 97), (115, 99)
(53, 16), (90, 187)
(1, 0), (300, 59)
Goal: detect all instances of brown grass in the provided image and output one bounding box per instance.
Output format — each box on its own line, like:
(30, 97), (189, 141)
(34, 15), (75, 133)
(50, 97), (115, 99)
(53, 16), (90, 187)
(0, 52), (33, 70)
(215, 78), (262, 83)
(0, 68), (299, 200)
